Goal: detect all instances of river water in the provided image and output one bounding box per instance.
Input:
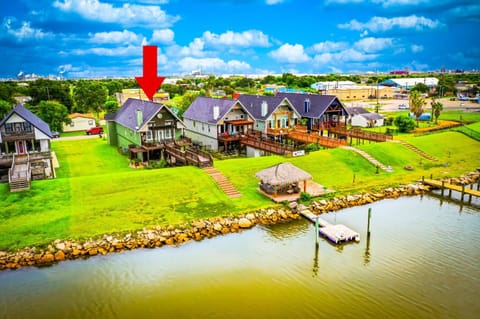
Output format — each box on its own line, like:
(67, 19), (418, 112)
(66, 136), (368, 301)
(1, 194), (479, 319)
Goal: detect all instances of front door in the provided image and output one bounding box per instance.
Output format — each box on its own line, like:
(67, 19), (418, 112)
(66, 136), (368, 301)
(16, 141), (26, 154)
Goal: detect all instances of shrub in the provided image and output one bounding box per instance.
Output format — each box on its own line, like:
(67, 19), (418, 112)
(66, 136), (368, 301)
(305, 143), (320, 152)
(300, 192), (311, 202)
(394, 115), (416, 133)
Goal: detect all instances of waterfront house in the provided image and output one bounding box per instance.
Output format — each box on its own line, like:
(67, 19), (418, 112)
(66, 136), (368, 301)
(183, 96), (254, 152)
(63, 113), (96, 132)
(0, 104), (55, 191)
(106, 98), (187, 162)
(237, 94), (301, 137)
(345, 107), (385, 127)
(275, 92), (348, 132)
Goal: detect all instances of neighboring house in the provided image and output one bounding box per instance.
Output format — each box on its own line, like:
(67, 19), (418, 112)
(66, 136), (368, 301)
(183, 96), (254, 152)
(115, 89), (170, 105)
(106, 98), (186, 162)
(63, 113), (96, 132)
(345, 107), (385, 127)
(379, 77), (438, 91)
(0, 104), (55, 190)
(237, 94), (301, 136)
(276, 92), (348, 131)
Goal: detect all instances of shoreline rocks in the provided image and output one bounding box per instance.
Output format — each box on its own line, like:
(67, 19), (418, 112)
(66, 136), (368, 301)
(1, 171), (478, 272)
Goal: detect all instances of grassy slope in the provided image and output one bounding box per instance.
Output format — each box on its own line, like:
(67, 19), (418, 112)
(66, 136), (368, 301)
(1, 132), (480, 250)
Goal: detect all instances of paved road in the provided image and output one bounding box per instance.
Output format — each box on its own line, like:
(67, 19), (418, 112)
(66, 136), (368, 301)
(52, 134), (105, 141)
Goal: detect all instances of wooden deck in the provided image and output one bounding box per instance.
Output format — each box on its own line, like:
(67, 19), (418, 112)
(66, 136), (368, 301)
(164, 145), (213, 168)
(240, 135), (293, 155)
(300, 209), (360, 244)
(257, 180), (334, 203)
(329, 125), (393, 142)
(422, 178), (480, 199)
(287, 131), (347, 148)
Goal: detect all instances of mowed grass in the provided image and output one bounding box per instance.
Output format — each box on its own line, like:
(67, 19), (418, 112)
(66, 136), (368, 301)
(1, 132), (480, 250)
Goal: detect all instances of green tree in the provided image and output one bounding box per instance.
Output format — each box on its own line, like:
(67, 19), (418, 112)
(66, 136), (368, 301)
(73, 80), (108, 116)
(104, 96), (120, 114)
(28, 79), (73, 111)
(177, 91), (200, 117)
(394, 115), (416, 133)
(0, 99), (13, 118)
(33, 101), (70, 132)
(431, 99), (443, 124)
(410, 83), (430, 94)
(0, 82), (18, 104)
(409, 90), (426, 127)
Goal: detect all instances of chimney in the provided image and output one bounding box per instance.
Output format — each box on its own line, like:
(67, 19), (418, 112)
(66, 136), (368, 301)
(213, 105), (220, 120)
(136, 108), (143, 129)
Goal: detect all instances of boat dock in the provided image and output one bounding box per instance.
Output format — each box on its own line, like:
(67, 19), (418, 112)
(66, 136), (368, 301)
(422, 177), (480, 202)
(299, 209), (360, 244)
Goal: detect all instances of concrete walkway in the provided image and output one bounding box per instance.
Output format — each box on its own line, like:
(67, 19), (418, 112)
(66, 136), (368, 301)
(341, 146), (393, 172)
(203, 167), (242, 198)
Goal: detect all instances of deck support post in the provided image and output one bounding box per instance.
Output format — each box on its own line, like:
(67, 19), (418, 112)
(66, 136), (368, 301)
(461, 184), (465, 201)
(303, 180), (307, 193)
(441, 180), (445, 196)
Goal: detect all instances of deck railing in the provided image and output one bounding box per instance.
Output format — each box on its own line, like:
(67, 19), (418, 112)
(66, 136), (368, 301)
(240, 134), (293, 155)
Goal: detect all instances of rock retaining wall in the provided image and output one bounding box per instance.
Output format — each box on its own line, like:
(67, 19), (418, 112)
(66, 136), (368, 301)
(1, 171), (478, 271)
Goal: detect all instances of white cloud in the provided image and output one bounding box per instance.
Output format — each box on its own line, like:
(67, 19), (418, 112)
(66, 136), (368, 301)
(89, 30), (141, 44)
(269, 44), (310, 63)
(311, 41), (348, 53)
(72, 45), (140, 56)
(177, 57), (251, 73)
(313, 49), (378, 65)
(202, 30), (271, 48)
(53, 0), (179, 28)
(354, 37), (394, 52)
(338, 15), (442, 32)
(151, 29), (174, 44)
(411, 44), (424, 53)
(2, 17), (53, 41)
(178, 38), (206, 57)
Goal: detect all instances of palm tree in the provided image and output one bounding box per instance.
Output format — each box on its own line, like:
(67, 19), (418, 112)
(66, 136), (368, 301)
(409, 90), (426, 127)
(431, 99), (443, 124)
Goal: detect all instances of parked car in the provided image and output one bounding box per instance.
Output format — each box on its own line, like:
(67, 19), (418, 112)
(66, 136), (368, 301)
(86, 126), (104, 135)
(398, 104), (408, 110)
(51, 131), (60, 138)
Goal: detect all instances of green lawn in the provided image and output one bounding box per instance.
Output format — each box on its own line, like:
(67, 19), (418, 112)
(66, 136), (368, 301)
(1, 132), (480, 251)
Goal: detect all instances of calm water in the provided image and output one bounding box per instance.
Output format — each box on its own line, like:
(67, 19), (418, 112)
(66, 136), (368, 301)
(1, 194), (479, 319)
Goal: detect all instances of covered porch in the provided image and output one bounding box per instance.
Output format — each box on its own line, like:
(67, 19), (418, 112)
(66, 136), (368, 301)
(217, 119), (253, 152)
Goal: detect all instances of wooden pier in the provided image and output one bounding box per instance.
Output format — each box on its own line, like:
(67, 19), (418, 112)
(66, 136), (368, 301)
(422, 177), (480, 202)
(299, 209), (360, 244)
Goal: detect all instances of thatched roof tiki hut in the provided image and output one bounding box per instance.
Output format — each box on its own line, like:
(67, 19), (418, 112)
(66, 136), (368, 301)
(255, 162), (312, 198)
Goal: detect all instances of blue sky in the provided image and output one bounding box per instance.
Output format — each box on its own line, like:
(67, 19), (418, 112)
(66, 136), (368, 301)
(0, 0), (478, 78)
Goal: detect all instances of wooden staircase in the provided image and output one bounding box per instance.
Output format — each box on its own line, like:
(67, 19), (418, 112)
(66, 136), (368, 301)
(341, 146), (393, 172)
(203, 167), (242, 198)
(397, 140), (438, 161)
(9, 154), (31, 192)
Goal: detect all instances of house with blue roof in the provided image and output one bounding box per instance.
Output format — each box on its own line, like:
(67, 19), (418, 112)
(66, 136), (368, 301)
(0, 104), (55, 191)
(106, 98), (187, 163)
(183, 96), (255, 152)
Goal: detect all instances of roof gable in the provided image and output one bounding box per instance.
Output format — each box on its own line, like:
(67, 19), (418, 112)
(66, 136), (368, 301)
(237, 94), (299, 120)
(276, 92), (343, 118)
(108, 98), (182, 131)
(0, 104), (52, 138)
(183, 97), (243, 124)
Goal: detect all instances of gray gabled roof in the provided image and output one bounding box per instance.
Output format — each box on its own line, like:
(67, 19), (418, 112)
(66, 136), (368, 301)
(107, 98), (183, 131)
(276, 92), (345, 118)
(0, 104), (52, 138)
(345, 107), (384, 120)
(183, 96), (248, 124)
(237, 94), (299, 121)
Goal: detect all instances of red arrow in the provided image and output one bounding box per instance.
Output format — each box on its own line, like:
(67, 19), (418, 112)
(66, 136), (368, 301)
(135, 45), (165, 101)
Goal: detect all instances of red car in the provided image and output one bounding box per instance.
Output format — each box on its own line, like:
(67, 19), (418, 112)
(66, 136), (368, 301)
(86, 126), (104, 135)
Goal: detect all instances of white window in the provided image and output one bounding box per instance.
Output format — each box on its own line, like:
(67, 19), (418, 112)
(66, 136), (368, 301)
(70, 122), (75, 127)
(88, 120), (94, 125)
(165, 129), (172, 139)
(146, 131), (153, 141)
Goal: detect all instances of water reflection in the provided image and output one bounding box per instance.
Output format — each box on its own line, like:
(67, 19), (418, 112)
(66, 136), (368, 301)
(262, 218), (309, 240)
(312, 245), (319, 277)
(364, 232), (371, 266)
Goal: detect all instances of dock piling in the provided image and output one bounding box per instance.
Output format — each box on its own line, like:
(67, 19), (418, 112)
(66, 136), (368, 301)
(367, 208), (372, 236)
(461, 184), (465, 201)
(315, 216), (319, 246)
(441, 181), (445, 196)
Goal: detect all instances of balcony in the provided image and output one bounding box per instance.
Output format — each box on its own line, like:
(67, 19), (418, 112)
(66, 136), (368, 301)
(1, 130), (35, 141)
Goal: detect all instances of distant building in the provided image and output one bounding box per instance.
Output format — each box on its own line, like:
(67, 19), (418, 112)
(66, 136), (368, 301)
(310, 81), (356, 92)
(379, 77), (438, 91)
(63, 113), (96, 132)
(345, 107), (384, 127)
(115, 89), (169, 105)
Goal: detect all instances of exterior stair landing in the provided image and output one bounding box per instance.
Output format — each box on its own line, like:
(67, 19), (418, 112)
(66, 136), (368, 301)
(203, 167), (242, 198)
